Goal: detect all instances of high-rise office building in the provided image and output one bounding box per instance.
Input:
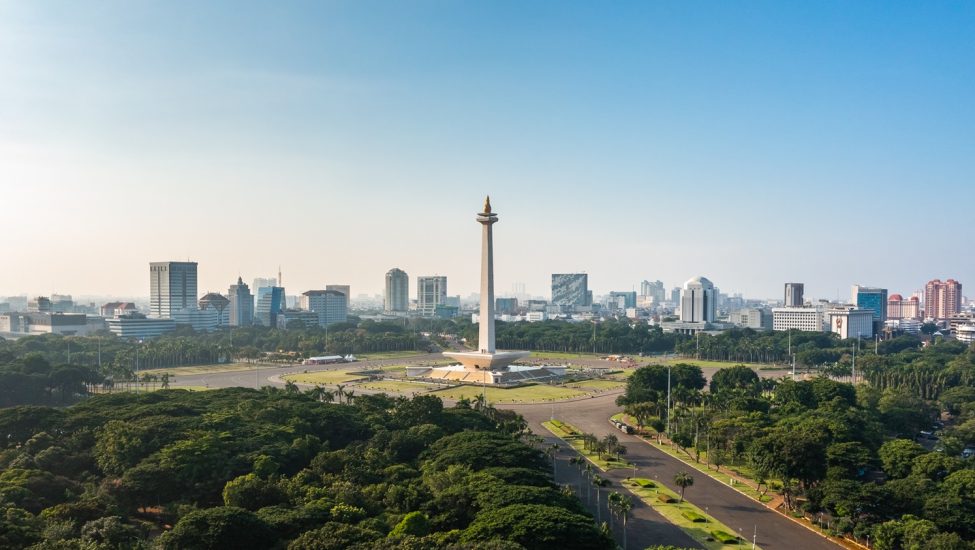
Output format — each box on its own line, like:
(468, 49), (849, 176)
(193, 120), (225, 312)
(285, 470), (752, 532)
(640, 280), (666, 303)
(384, 268), (409, 312)
(255, 286), (285, 327)
(417, 276), (447, 317)
(680, 276), (716, 323)
(301, 290), (348, 326)
(198, 293), (230, 327)
(326, 285), (351, 300)
(551, 274), (589, 306)
(852, 285), (888, 323)
(228, 277), (254, 326)
(670, 287), (681, 304)
(149, 261), (198, 319)
(496, 297), (519, 314)
(784, 283), (804, 307)
(925, 279), (962, 320)
(253, 277), (277, 291)
(609, 291), (637, 309)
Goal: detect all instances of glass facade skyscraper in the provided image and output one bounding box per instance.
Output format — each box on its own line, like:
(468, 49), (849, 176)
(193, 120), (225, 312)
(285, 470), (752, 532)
(255, 286), (285, 327)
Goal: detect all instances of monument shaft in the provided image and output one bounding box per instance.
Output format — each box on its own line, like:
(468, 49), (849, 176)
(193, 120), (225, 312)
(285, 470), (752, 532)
(478, 203), (497, 353)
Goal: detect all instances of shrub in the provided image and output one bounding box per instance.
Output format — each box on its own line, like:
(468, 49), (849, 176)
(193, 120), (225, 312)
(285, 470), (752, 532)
(657, 493), (676, 503)
(681, 510), (706, 523)
(710, 530), (739, 544)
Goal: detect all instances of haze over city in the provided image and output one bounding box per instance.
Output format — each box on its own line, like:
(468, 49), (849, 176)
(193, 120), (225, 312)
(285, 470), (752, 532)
(2, 1), (974, 299)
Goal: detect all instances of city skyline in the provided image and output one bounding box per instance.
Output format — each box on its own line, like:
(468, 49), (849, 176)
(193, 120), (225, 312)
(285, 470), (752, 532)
(2, 2), (973, 298)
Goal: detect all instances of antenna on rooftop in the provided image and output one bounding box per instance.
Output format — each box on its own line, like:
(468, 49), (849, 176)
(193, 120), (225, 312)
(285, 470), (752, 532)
(279, 265), (283, 287)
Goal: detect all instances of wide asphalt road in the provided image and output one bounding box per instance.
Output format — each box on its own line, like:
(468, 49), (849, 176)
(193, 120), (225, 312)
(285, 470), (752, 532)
(504, 393), (841, 550)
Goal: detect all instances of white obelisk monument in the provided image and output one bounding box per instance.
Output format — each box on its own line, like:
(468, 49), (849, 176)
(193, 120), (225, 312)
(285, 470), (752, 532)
(444, 196), (529, 371)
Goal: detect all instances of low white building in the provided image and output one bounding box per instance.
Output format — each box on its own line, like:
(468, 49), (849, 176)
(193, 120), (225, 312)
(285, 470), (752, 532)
(827, 308), (874, 339)
(0, 312), (95, 336)
(885, 319), (922, 335)
(107, 314), (177, 339)
(956, 324), (975, 344)
(169, 308), (220, 333)
(772, 307), (824, 332)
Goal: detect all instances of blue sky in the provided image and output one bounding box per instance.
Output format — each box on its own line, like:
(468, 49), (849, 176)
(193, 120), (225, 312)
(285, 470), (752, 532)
(1, 1), (973, 300)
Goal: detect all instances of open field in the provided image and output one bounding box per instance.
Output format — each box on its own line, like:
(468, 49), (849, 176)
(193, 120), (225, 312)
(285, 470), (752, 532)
(563, 379), (626, 391)
(355, 351), (428, 360)
(283, 371), (369, 385)
(356, 380), (440, 394)
(137, 363), (268, 376)
(543, 420), (633, 471)
(623, 478), (761, 550)
(430, 383), (587, 403)
(525, 351), (603, 360)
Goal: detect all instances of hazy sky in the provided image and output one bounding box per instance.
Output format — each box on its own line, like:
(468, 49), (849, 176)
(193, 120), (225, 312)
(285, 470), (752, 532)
(1, 1), (973, 301)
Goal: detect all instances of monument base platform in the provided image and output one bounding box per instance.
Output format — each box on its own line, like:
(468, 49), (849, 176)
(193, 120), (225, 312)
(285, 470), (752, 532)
(407, 363), (565, 385)
(442, 350), (531, 370)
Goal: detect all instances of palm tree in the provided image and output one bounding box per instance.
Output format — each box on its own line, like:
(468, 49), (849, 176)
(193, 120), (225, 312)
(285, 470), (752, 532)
(321, 389), (335, 404)
(335, 384), (346, 404)
(285, 380), (300, 394)
(307, 385), (326, 402)
(673, 471), (694, 503)
(608, 491), (634, 550)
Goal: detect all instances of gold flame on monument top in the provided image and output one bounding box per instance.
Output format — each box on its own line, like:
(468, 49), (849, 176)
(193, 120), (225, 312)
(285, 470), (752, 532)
(483, 195), (492, 214)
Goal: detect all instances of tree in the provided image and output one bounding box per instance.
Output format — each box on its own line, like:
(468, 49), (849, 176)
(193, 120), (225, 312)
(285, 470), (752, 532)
(710, 365), (760, 395)
(460, 503), (614, 549)
(878, 439), (926, 479)
(222, 474), (287, 511)
(389, 511), (431, 539)
(156, 506), (276, 550)
(673, 471), (694, 503)
(608, 491), (634, 550)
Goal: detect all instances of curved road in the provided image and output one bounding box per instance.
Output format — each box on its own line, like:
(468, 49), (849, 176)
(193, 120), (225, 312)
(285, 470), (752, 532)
(505, 393), (841, 550)
(164, 354), (839, 550)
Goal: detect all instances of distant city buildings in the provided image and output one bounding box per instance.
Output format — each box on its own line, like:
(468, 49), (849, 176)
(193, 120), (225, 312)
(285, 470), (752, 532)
(228, 277), (254, 326)
(773, 307), (824, 332)
(106, 313), (176, 339)
(300, 290), (348, 326)
(608, 291), (637, 310)
(253, 277), (277, 291)
(925, 279), (962, 320)
(730, 308), (772, 331)
(640, 280), (666, 303)
(784, 283), (804, 307)
(887, 294), (920, 320)
(852, 285), (888, 323)
(384, 268), (409, 313)
(680, 277), (716, 323)
(149, 261), (198, 319)
(0, 312), (97, 336)
(551, 273), (590, 307)
(198, 292), (230, 327)
(417, 276), (447, 317)
(255, 286), (286, 327)
(827, 308), (874, 339)
(326, 285), (351, 300)
(496, 297), (519, 314)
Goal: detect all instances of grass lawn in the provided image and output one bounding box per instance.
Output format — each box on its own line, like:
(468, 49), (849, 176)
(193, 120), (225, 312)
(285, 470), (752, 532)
(356, 351), (428, 360)
(283, 371), (369, 385)
(356, 380), (439, 394)
(138, 363), (268, 376)
(543, 420), (633, 471)
(430, 384), (587, 403)
(563, 379), (626, 391)
(623, 478), (761, 550)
